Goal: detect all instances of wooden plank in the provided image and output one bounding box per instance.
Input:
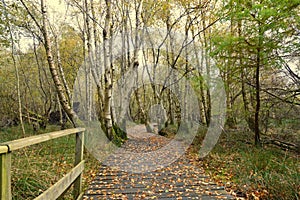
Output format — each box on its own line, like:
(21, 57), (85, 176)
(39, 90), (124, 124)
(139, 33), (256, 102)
(0, 152), (12, 200)
(35, 160), (84, 200)
(76, 192), (84, 200)
(0, 145), (8, 154)
(1, 128), (85, 152)
(73, 131), (84, 199)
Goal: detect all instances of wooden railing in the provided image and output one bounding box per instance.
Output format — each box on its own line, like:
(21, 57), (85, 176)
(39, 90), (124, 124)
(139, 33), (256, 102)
(0, 128), (85, 200)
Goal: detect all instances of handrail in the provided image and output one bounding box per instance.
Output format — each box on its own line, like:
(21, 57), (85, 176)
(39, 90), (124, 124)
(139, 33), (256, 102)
(0, 146), (8, 154)
(0, 128), (85, 153)
(0, 128), (85, 200)
(35, 161), (85, 200)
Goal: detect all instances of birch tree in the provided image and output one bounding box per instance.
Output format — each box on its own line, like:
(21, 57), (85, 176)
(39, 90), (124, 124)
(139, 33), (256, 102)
(3, 0), (26, 135)
(40, 0), (78, 126)
(102, 0), (114, 139)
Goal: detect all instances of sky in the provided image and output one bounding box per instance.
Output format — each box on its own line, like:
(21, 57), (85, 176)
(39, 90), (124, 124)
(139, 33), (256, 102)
(19, 0), (69, 51)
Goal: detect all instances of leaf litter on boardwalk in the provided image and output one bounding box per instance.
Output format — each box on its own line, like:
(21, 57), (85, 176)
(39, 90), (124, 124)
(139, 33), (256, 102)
(84, 125), (234, 199)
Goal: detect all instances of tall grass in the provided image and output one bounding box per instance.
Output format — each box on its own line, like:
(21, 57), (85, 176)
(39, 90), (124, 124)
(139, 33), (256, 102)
(192, 129), (300, 200)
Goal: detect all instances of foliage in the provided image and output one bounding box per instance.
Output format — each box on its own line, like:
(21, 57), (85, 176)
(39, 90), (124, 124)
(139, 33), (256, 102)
(211, 0), (300, 143)
(59, 25), (84, 89)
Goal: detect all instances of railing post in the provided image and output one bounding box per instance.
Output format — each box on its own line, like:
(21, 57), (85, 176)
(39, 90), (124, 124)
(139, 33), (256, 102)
(0, 148), (12, 200)
(73, 131), (84, 199)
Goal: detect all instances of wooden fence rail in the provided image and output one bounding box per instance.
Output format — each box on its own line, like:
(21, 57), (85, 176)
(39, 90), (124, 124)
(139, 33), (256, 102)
(0, 128), (85, 200)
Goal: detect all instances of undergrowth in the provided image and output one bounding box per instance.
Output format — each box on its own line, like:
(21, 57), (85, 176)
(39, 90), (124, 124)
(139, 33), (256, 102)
(190, 128), (300, 200)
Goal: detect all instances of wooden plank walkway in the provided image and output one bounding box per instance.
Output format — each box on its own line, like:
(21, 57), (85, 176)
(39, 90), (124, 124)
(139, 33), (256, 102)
(83, 125), (234, 200)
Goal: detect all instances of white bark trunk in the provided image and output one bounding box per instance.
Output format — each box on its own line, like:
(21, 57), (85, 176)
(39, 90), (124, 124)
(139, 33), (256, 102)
(41, 0), (77, 127)
(103, 0), (113, 139)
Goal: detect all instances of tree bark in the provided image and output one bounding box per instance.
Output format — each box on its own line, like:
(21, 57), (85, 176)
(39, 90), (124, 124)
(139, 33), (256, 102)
(201, 11), (211, 126)
(9, 29), (25, 135)
(54, 36), (72, 105)
(254, 23), (262, 147)
(103, 0), (114, 139)
(84, 0), (92, 122)
(41, 0), (77, 127)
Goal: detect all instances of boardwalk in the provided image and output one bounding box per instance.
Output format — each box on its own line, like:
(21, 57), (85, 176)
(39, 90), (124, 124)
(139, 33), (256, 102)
(83, 125), (234, 200)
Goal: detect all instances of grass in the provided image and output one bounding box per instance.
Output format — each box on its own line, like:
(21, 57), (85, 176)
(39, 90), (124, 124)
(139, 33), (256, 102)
(190, 128), (300, 200)
(0, 124), (99, 200)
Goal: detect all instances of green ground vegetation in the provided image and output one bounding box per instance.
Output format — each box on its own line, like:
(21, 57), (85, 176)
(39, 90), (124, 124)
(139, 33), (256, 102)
(191, 129), (300, 200)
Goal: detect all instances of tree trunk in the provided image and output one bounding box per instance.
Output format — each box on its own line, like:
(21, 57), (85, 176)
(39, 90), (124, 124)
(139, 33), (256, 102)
(41, 0), (77, 127)
(7, 22), (25, 135)
(84, 0), (92, 122)
(201, 14), (211, 126)
(55, 36), (72, 105)
(132, 0), (153, 132)
(254, 23), (262, 147)
(103, 0), (114, 139)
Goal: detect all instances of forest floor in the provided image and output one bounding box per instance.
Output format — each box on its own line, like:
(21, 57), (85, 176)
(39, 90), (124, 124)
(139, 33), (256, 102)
(0, 124), (299, 199)
(187, 127), (300, 200)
